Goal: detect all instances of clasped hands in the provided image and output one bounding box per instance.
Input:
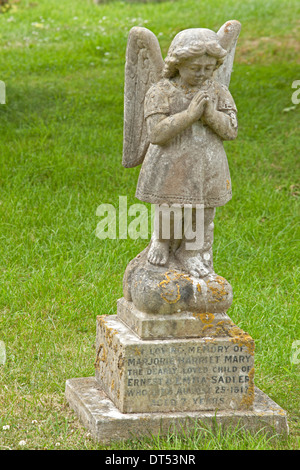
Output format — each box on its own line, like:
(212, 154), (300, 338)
(187, 87), (215, 123)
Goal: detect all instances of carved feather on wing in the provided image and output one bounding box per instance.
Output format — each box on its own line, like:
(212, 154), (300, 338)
(214, 20), (241, 88)
(122, 27), (164, 168)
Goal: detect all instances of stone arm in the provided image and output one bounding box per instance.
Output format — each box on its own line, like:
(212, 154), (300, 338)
(146, 87), (237, 145)
(147, 107), (237, 145)
(202, 107), (238, 141)
(146, 91), (209, 146)
(146, 111), (194, 146)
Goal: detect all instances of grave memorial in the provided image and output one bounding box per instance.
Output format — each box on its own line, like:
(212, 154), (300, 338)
(65, 21), (288, 443)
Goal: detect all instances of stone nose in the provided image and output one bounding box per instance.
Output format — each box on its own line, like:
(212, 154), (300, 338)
(195, 68), (205, 77)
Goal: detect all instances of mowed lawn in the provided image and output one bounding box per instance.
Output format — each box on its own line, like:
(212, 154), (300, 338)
(0, 0), (299, 450)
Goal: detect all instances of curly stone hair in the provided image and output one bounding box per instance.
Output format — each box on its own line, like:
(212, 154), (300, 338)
(163, 28), (227, 79)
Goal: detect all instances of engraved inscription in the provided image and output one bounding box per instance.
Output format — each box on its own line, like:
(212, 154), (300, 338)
(125, 342), (253, 410)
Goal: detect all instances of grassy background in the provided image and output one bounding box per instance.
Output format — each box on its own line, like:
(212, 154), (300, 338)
(0, 0), (299, 450)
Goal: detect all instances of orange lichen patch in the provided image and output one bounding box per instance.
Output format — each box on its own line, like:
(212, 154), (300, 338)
(98, 316), (119, 348)
(134, 346), (141, 356)
(224, 21), (234, 33)
(194, 313), (215, 324)
(162, 270), (193, 283)
(197, 283), (202, 293)
(212, 319), (235, 336)
(228, 326), (255, 355)
(203, 324), (214, 332)
(213, 326), (230, 337)
(98, 317), (111, 335)
(240, 368), (255, 409)
(97, 316), (106, 330)
(193, 313), (215, 334)
(158, 270), (193, 304)
(118, 353), (125, 372)
(206, 276), (228, 303)
(192, 314), (245, 338)
(94, 343), (107, 369)
(203, 337), (217, 343)
(161, 282), (181, 304)
(111, 379), (115, 391)
(226, 179), (231, 189)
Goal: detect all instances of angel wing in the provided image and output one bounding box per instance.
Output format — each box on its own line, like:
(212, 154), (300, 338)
(214, 20), (241, 88)
(122, 27), (164, 168)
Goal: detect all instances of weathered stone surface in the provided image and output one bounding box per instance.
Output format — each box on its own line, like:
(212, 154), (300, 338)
(65, 22), (289, 442)
(95, 315), (255, 414)
(65, 377), (289, 444)
(122, 23), (241, 290)
(123, 248), (233, 315)
(118, 297), (235, 340)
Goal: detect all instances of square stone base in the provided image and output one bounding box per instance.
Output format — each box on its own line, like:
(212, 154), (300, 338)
(65, 377), (289, 444)
(95, 315), (255, 413)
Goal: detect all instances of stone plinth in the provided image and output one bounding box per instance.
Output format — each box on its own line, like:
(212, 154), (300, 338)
(95, 314), (254, 414)
(65, 294), (289, 442)
(65, 310), (289, 441)
(65, 377), (289, 444)
(118, 296), (241, 340)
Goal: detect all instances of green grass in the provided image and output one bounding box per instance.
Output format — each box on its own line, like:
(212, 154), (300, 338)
(0, 0), (299, 450)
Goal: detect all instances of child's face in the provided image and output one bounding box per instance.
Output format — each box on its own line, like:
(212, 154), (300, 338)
(177, 54), (217, 87)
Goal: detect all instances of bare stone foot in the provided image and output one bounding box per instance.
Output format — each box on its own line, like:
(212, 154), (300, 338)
(175, 250), (209, 278)
(147, 239), (170, 266)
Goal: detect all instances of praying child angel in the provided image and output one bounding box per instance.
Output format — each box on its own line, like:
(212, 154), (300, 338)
(122, 22), (241, 279)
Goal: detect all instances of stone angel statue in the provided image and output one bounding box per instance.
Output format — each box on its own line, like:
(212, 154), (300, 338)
(122, 22), (241, 287)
